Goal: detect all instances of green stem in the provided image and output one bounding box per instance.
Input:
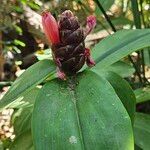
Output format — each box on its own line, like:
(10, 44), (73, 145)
(131, 0), (147, 85)
(128, 56), (143, 86)
(139, 0), (147, 27)
(131, 0), (141, 29)
(94, 0), (116, 32)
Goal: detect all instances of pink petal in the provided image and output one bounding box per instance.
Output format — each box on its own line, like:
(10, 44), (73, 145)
(85, 15), (96, 36)
(42, 11), (60, 44)
(85, 48), (95, 67)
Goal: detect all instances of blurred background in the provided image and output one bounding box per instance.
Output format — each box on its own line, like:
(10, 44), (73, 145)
(0, 0), (150, 149)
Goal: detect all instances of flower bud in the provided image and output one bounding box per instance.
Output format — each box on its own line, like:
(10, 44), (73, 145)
(42, 10), (96, 79)
(85, 15), (96, 35)
(42, 12), (60, 44)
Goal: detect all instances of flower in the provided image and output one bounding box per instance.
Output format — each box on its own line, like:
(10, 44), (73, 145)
(42, 10), (96, 80)
(85, 15), (96, 35)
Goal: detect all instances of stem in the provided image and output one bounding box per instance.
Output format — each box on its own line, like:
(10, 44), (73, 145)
(139, 0), (150, 84)
(128, 56), (143, 85)
(131, 0), (147, 85)
(131, 0), (141, 29)
(0, 31), (4, 81)
(94, 0), (116, 32)
(79, 0), (111, 34)
(139, 0), (147, 27)
(97, 19), (112, 34)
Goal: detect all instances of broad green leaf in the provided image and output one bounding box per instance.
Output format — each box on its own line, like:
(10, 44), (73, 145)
(12, 108), (32, 136)
(32, 71), (133, 150)
(0, 60), (56, 111)
(102, 71), (136, 123)
(7, 87), (40, 109)
(32, 80), (83, 149)
(98, 61), (135, 77)
(134, 87), (150, 104)
(134, 113), (150, 150)
(11, 88), (40, 136)
(92, 29), (150, 69)
(76, 71), (134, 149)
(9, 130), (33, 150)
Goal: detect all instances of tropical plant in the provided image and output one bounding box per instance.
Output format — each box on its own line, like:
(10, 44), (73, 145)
(0, 0), (150, 150)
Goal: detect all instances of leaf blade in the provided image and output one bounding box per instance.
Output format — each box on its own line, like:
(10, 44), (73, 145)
(134, 113), (150, 150)
(0, 60), (56, 111)
(101, 71), (136, 124)
(134, 87), (150, 104)
(76, 71), (134, 149)
(92, 29), (150, 68)
(32, 71), (134, 150)
(32, 80), (83, 150)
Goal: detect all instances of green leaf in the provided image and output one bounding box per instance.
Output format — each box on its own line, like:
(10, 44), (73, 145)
(96, 61), (135, 77)
(95, 0), (115, 15)
(92, 29), (150, 69)
(134, 87), (150, 104)
(0, 60), (56, 111)
(12, 108), (32, 136)
(9, 130), (33, 150)
(12, 88), (40, 136)
(101, 71), (136, 123)
(134, 113), (150, 150)
(32, 71), (134, 150)
(28, 1), (40, 10)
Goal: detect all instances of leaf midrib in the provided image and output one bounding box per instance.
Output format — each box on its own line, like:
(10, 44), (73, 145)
(68, 80), (85, 150)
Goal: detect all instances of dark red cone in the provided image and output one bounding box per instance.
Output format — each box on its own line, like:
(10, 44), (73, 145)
(52, 10), (86, 74)
(42, 10), (96, 79)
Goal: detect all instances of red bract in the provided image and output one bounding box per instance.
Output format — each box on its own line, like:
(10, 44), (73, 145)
(42, 12), (60, 44)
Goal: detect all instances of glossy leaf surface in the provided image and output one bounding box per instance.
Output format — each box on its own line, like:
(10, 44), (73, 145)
(12, 88), (39, 136)
(32, 71), (134, 150)
(96, 61), (135, 77)
(0, 60), (55, 111)
(103, 71), (136, 124)
(92, 29), (150, 69)
(134, 87), (150, 103)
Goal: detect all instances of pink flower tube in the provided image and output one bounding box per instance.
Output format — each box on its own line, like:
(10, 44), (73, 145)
(42, 12), (60, 44)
